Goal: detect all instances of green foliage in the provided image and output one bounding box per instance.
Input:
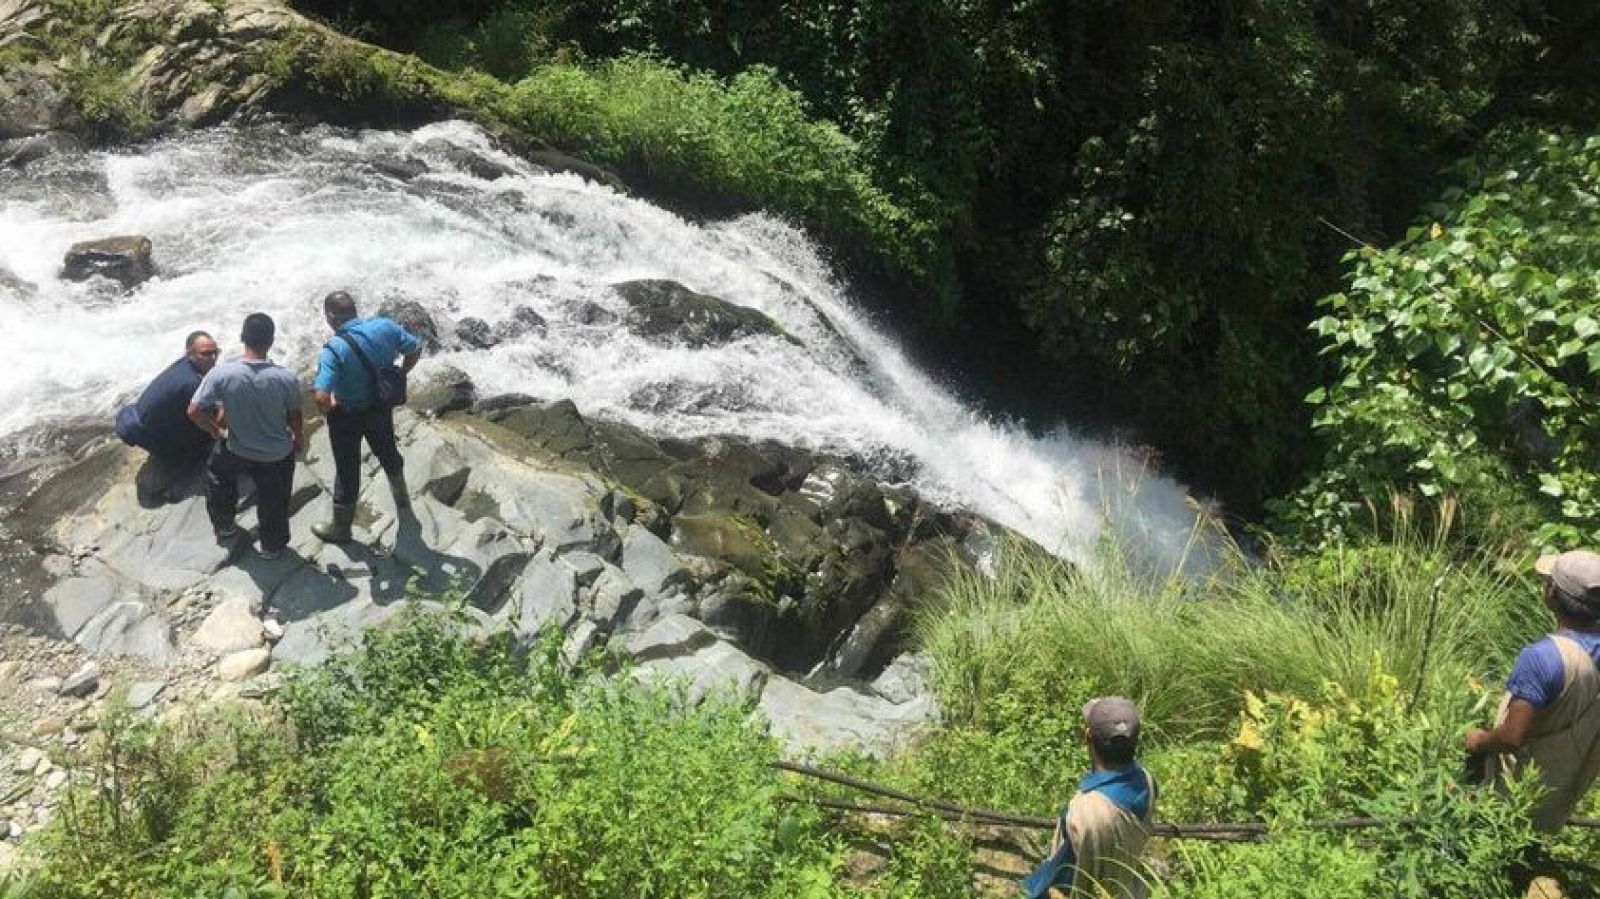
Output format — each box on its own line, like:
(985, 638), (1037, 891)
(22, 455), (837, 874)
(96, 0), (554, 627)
(19, 608), (849, 898)
(1169, 673), (1543, 898)
(504, 55), (947, 294)
(414, 3), (574, 81)
(1287, 127), (1600, 547)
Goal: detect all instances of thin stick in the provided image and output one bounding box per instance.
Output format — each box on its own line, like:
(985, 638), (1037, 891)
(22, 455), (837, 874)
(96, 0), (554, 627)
(781, 795), (1264, 842)
(773, 760), (1600, 834)
(1408, 572), (1447, 714)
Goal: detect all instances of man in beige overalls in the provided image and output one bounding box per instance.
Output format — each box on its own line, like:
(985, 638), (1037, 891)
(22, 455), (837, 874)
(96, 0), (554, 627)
(1023, 697), (1157, 899)
(1466, 549), (1600, 836)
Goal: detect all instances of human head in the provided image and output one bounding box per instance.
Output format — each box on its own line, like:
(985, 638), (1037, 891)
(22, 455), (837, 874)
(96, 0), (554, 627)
(184, 330), (218, 373)
(323, 290), (358, 328)
(1537, 551), (1600, 626)
(240, 313), (275, 353)
(1083, 696), (1140, 767)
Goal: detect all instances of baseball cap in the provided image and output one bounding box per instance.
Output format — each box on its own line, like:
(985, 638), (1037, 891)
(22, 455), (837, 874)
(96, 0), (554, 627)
(1536, 550), (1600, 613)
(1083, 696), (1140, 743)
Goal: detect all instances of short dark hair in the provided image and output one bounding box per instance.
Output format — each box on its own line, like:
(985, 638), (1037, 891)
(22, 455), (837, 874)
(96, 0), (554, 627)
(1554, 585), (1600, 625)
(241, 313), (275, 351)
(324, 291), (358, 323)
(1092, 735), (1137, 767)
(184, 330), (213, 351)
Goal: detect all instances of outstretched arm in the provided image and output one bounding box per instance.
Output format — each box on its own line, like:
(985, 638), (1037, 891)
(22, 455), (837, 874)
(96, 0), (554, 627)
(1465, 699), (1537, 754)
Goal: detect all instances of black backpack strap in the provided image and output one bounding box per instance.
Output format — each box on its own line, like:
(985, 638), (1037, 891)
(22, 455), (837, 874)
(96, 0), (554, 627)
(336, 331), (381, 394)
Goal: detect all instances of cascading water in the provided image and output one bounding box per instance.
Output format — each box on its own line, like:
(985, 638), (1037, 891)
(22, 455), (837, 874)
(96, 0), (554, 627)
(0, 121), (1217, 574)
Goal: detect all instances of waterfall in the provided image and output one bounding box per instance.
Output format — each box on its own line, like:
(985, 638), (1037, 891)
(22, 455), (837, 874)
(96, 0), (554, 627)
(0, 121), (1217, 574)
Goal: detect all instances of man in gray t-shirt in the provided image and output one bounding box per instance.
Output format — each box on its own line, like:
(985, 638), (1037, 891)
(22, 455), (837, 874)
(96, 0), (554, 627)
(188, 313), (304, 558)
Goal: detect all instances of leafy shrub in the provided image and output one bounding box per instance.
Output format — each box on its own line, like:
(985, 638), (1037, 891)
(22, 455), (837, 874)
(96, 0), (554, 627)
(19, 609), (846, 898)
(1288, 127), (1600, 548)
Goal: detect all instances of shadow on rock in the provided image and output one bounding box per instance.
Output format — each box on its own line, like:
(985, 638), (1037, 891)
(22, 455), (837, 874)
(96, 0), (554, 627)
(133, 455), (206, 509)
(385, 508), (505, 608)
(237, 546), (358, 623)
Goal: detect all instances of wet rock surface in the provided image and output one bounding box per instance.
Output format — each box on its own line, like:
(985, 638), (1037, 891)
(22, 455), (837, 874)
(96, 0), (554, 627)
(614, 279), (792, 348)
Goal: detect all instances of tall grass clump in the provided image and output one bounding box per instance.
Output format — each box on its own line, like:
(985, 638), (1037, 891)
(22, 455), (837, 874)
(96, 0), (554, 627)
(918, 503), (1544, 745)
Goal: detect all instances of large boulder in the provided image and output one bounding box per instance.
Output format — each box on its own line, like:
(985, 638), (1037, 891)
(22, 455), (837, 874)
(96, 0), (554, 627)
(61, 236), (155, 289)
(376, 297), (442, 352)
(0, 130), (83, 168)
(614, 280), (790, 348)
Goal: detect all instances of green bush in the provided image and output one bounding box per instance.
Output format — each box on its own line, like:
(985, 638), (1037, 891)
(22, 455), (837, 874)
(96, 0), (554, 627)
(18, 609), (846, 898)
(1287, 127), (1600, 548)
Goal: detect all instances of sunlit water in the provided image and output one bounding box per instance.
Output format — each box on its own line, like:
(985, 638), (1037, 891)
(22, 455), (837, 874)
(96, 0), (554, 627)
(0, 121), (1218, 574)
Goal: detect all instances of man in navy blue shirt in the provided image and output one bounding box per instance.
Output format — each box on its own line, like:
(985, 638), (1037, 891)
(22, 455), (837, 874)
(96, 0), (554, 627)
(115, 331), (220, 504)
(1467, 550), (1600, 836)
(310, 291), (420, 543)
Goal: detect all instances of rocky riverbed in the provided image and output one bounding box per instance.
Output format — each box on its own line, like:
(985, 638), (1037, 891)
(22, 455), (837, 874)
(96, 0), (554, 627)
(0, 355), (1023, 855)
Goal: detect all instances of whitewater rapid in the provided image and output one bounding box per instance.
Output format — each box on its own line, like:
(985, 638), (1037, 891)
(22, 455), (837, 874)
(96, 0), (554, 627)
(0, 122), (1216, 574)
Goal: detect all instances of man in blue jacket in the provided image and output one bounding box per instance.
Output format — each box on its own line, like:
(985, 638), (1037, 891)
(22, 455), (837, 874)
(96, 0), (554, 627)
(1023, 697), (1157, 899)
(310, 291), (420, 543)
(115, 331), (220, 503)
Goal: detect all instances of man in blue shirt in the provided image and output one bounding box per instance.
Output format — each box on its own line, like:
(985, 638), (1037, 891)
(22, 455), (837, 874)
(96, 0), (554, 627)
(1023, 697), (1157, 899)
(310, 291), (420, 543)
(115, 331), (219, 503)
(1467, 550), (1600, 835)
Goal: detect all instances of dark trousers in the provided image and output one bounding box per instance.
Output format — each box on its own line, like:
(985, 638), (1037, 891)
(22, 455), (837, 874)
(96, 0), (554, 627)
(206, 443), (296, 552)
(327, 405), (403, 506)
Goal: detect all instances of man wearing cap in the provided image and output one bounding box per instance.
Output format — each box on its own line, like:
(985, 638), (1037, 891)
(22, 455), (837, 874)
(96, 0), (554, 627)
(1466, 550), (1600, 833)
(1023, 697), (1157, 899)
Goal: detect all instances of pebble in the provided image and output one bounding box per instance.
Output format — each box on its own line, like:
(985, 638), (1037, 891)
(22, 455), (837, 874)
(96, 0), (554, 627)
(24, 677), (62, 695)
(6, 819), (20, 840)
(59, 663), (98, 698)
(192, 598), (265, 654)
(11, 749), (42, 775)
(239, 672), (285, 699)
(217, 648), (270, 682)
(262, 618), (284, 642)
(43, 770), (66, 791)
(30, 717), (65, 737)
